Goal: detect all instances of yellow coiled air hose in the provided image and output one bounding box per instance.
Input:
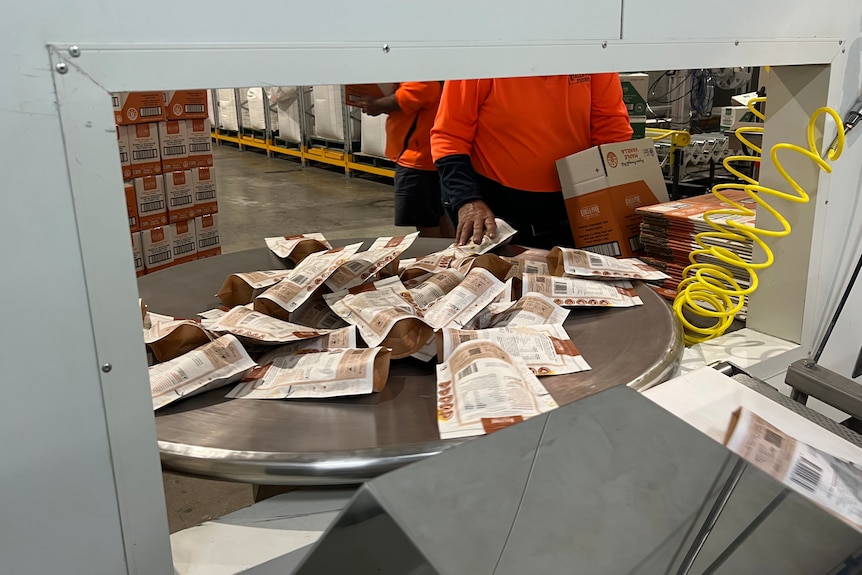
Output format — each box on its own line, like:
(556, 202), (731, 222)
(672, 97), (845, 345)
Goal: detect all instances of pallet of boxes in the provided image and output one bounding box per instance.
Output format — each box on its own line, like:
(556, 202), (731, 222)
(116, 90), (222, 277)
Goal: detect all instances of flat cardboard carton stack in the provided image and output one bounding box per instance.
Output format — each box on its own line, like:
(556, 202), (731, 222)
(556, 139), (669, 259)
(113, 90), (221, 275)
(636, 190), (755, 317)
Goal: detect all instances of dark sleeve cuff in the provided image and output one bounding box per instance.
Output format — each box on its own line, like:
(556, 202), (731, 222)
(435, 154), (484, 213)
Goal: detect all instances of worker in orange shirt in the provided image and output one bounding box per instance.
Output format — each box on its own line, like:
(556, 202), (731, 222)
(431, 75), (633, 249)
(361, 82), (454, 238)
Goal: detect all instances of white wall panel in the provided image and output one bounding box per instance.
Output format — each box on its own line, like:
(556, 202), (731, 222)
(623, 0), (855, 41)
(3, 0), (862, 573)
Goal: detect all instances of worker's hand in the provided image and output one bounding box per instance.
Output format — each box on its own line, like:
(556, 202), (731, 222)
(456, 200), (497, 246)
(359, 98), (386, 117)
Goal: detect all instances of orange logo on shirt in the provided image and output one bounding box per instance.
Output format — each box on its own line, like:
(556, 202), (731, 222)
(568, 75), (591, 85)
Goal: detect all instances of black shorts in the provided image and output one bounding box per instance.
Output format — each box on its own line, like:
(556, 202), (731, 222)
(394, 165), (444, 227)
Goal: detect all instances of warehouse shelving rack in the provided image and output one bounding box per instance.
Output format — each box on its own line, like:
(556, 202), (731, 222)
(209, 87), (394, 178)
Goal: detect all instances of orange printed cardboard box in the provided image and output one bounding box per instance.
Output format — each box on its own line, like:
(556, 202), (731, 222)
(193, 166), (218, 215)
(124, 181), (140, 232)
(165, 90), (209, 120)
(164, 170), (196, 223)
(113, 91), (165, 125)
(556, 139), (669, 258)
(134, 175), (168, 230)
(117, 125), (132, 179)
(141, 226), (174, 272)
(170, 220), (198, 265)
(195, 213), (221, 258)
(344, 83), (396, 107)
(131, 232), (145, 277)
(186, 118), (213, 168)
(158, 120), (189, 172)
(129, 122), (162, 177)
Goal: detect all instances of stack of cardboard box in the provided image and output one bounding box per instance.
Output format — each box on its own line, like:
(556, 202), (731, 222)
(116, 90), (222, 277)
(636, 190), (755, 315)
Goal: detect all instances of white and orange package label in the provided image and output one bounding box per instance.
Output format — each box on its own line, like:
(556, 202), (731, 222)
(135, 175), (168, 229)
(217, 270), (295, 307)
(522, 274), (643, 308)
(192, 166), (218, 215)
(226, 346), (390, 400)
(254, 243), (362, 317)
(405, 269), (466, 310)
(117, 125), (132, 179)
(439, 324), (590, 377)
(207, 306), (337, 345)
(326, 286), (432, 359)
(472, 292), (570, 329)
(548, 246), (669, 281)
(113, 91), (165, 125)
(250, 325), (357, 355)
(165, 170), (195, 223)
(398, 246), (467, 280)
(448, 218), (517, 256)
(129, 122), (162, 177)
(149, 335), (255, 410)
(436, 340), (557, 440)
(159, 120), (190, 172)
(264, 233), (332, 262)
(195, 213), (221, 258)
(422, 268), (508, 329)
(187, 118), (214, 168)
(325, 232), (419, 291)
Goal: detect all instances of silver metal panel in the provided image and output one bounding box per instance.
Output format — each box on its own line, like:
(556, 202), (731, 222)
(623, 0), (855, 41)
(296, 387), (862, 574)
(52, 41), (842, 95)
(747, 64), (833, 343)
(139, 239), (683, 484)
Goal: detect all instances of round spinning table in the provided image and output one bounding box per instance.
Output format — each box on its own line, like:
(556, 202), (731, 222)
(139, 238), (683, 485)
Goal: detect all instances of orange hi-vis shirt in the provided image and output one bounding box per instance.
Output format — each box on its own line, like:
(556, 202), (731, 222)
(385, 82), (443, 171)
(431, 75), (633, 191)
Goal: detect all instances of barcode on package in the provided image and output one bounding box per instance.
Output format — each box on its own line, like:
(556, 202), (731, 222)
(344, 260), (367, 272)
(148, 251), (171, 265)
(128, 216), (137, 227)
(133, 149), (159, 160)
(584, 242), (621, 257)
(134, 255), (143, 269)
(199, 235), (220, 249)
(170, 196), (192, 207)
(763, 428), (783, 447)
(190, 143), (212, 153)
(119, 151), (129, 163)
(185, 104), (205, 114)
(174, 243), (195, 256)
(588, 254), (605, 267)
(629, 235), (643, 252)
(196, 190), (216, 201)
(456, 363), (478, 379)
(553, 281), (569, 295)
(112, 95), (120, 107)
(163, 145), (186, 156)
(140, 106), (162, 118)
(290, 274), (309, 285)
(319, 314), (342, 329)
(790, 456), (822, 493)
(141, 199), (165, 213)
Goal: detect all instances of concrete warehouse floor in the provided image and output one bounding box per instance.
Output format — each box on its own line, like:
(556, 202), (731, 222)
(162, 144), (404, 533)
